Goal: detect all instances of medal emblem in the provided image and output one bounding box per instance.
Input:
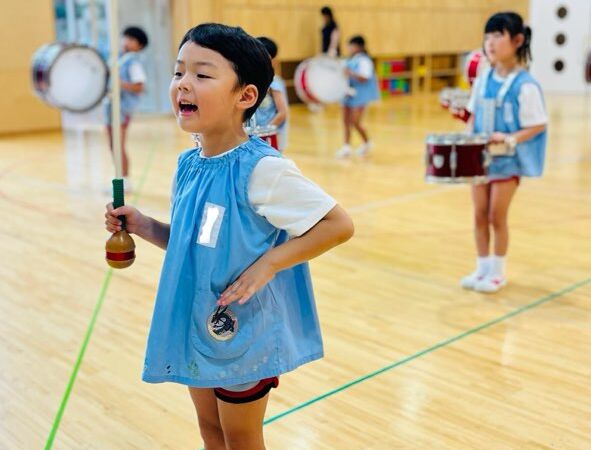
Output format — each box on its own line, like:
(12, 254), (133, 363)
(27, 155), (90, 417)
(207, 306), (238, 341)
(433, 154), (445, 169)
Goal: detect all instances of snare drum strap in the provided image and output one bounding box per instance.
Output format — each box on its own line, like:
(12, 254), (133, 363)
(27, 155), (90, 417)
(479, 67), (522, 107)
(478, 68), (522, 134)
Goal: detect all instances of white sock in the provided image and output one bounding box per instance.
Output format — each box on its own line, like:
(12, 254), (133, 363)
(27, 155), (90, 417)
(476, 256), (490, 276)
(490, 255), (505, 278)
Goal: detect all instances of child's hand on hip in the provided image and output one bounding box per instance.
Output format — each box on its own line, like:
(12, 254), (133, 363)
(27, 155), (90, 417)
(218, 256), (277, 306)
(104, 203), (148, 235)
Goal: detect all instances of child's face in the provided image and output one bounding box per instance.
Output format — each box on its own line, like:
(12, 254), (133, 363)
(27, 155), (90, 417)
(348, 43), (361, 56)
(122, 36), (141, 53)
(484, 30), (523, 65)
(170, 42), (255, 134)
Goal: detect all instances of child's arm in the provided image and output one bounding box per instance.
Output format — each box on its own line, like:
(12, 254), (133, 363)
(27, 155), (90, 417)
(490, 124), (546, 145)
(328, 29), (340, 57)
(121, 81), (145, 94)
(490, 84), (547, 144)
(346, 68), (369, 83)
(218, 204), (353, 306)
(105, 203), (170, 250)
(269, 89), (288, 128)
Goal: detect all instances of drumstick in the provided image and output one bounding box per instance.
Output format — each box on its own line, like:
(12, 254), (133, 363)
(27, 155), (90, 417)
(105, 0), (136, 268)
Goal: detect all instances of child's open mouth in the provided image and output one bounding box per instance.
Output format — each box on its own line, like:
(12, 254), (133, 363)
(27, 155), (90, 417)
(179, 102), (198, 115)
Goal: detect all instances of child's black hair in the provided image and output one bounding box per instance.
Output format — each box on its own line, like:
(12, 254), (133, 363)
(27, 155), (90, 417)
(257, 36), (278, 59)
(321, 6), (337, 25)
(179, 23), (273, 121)
(484, 12), (532, 63)
(123, 26), (149, 49)
(349, 35), (367, 52)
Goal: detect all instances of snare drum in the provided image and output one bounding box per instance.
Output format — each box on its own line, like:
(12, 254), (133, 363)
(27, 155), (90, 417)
(294, 56), (350, 104)
(425, 134), (490, 184)
(31, 43), (109, 113)
(245, 124), (279, 151)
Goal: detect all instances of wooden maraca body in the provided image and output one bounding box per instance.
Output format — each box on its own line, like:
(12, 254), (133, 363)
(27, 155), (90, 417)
(106, 230), (136, 269)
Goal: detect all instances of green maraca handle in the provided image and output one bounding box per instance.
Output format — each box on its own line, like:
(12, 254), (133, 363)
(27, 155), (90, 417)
(112, 178), (126, 229)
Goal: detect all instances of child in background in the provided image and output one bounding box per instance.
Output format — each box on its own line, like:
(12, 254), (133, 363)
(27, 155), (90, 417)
(335, 35), (379, 158)
(105, 26), (149, 191)
(254, 36), (289, 152)
(462, 12), (547, 293)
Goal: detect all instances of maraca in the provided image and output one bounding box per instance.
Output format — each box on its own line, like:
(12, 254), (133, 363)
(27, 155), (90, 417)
(106, 178), (135, 268)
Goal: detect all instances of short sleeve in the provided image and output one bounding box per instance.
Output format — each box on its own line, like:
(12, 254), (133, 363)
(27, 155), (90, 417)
(248, 157), (337, 238)
(518, 83), (548, 127)
(356, 57), (374, 79)
(129, 61), (147, 84)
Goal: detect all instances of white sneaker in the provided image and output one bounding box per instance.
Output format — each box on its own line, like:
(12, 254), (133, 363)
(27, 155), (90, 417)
(460, 271), (487, 290)
(356, 141), (372, 157)
(335, 145), (352, 159)
(474, 275), (507, 293)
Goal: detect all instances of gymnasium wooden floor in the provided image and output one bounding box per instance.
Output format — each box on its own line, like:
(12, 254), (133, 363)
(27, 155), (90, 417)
(1, 93), (590, 449)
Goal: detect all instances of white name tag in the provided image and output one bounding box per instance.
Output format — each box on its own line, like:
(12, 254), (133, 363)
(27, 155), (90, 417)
(197, 203), (225, 248)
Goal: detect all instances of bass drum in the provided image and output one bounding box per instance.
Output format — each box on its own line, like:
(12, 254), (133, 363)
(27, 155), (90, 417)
(294, 56), (350, 104)
(31, 42), (109, 113)
(464, 50), (490, 87)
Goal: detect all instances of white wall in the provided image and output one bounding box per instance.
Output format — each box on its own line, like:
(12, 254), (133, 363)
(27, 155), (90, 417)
(530, 0), (591, 94)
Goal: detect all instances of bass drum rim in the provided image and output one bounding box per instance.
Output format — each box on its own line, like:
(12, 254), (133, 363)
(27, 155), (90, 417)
(31, 42), (109, 113)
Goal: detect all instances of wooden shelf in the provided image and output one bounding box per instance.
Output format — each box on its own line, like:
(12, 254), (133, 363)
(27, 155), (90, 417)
(431, 68), (460, 76)
(380, 71), (413, 79)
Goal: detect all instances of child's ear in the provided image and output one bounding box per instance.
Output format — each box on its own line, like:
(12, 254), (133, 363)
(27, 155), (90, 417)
(237, 84), (259, 113)
(513, 33), (525, 50)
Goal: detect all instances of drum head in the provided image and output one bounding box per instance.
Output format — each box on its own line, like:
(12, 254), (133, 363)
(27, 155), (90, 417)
(32, 43), (108, 112)
(295, 57), (348, 104)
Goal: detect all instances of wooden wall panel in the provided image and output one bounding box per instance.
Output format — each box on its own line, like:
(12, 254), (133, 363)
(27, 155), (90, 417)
(171, 0), (529, 60)
(0, 2), (60, 134)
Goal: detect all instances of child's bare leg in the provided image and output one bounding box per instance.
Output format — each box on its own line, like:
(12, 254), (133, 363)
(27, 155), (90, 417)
(471, 183), (491, 256)
(489, 179), (519, 256)
(343, 106), (352, 144)
(106, 125), (113, 150)
(121, 121), (130, 177)
(351, 106), (369, 142)
(188, 388), (225, 450)
(217, 393), (269, 450)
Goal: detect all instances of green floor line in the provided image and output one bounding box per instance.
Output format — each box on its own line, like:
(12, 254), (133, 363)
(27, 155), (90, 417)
(262, 276), (591, 426)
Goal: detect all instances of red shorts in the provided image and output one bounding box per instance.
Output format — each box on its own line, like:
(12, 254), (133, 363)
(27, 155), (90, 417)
(214, 377), (279, 404)
(489, 175), (520, 185)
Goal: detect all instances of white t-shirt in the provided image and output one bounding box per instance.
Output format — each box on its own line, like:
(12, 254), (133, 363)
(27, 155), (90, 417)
(467, 71), (548, 127)
(173, 148), (337, 238)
